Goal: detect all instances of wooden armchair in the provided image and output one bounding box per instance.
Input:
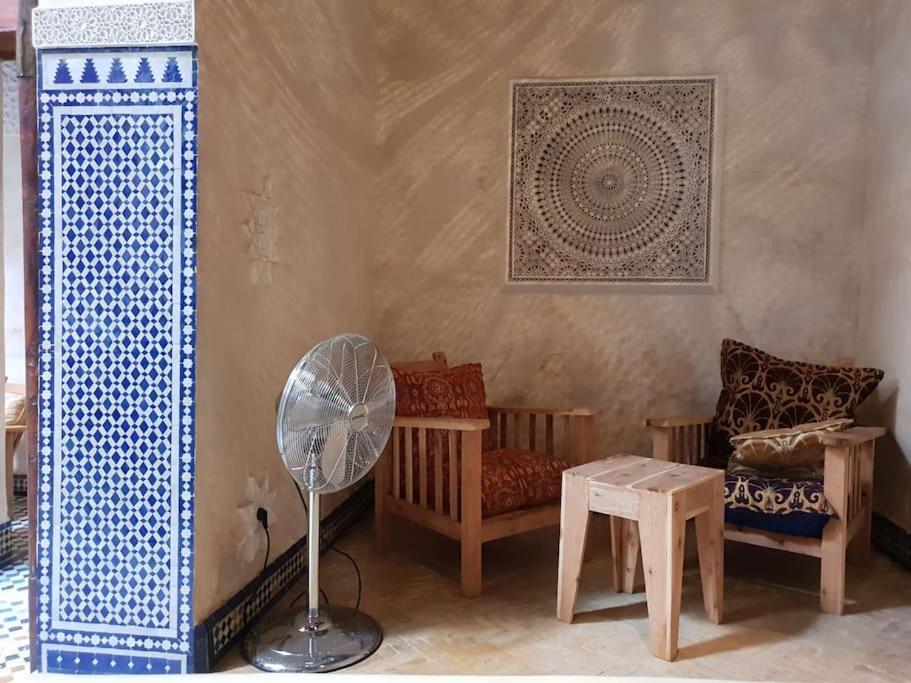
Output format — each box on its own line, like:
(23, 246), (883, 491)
(646, 416), (885, 615)
(374, 352), (598, 597)
(4, 384), (27, 521)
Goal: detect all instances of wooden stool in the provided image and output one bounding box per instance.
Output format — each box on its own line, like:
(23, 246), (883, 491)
(556, 454), (725, 661)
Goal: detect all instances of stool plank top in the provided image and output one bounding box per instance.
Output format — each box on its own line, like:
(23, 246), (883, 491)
(557, 454), (724, 662)
(572, 454), (719, 493)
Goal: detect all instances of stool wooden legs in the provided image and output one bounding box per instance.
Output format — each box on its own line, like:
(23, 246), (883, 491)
(695, 489), (724, 624)
(637, 490), (724, 661)
(610, 518), (643, 593)
(639, 494), (686, 661)
(557, 474), (590, 623)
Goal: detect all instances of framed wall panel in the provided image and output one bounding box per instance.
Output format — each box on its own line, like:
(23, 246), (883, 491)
(34, 44), (197, 674)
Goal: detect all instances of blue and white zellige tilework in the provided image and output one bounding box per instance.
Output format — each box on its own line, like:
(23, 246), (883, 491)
(36, 47), (197, 675)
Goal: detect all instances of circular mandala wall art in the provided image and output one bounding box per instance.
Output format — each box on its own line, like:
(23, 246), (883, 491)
(508, 78), (717, 286)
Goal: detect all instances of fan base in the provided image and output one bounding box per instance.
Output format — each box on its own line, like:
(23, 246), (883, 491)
(242, 605), (383, 673)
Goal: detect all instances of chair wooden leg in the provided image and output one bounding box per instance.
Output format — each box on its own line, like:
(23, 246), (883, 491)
(639, 493), (685, 661)
(460, 531), (482, 598)
(694, 487), (724, 624)
(848, 449), (874, 565)
(374, 493), (390, 553)
(460, 431), (483, 598)
(557, 474), (590, 622)
(820, 518), (847, 615)
(374, 448), (391, 552)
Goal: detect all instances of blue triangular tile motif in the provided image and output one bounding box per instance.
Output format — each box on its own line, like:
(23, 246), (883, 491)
(162, 58), (182, 83)
(80, 59), (100, 84)
(135, 57), (155, 83)
(54, 59), (73, 85)
(107, 58), (128, 84)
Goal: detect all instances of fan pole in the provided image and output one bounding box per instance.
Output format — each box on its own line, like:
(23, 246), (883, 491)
(308, 490), (320, 619)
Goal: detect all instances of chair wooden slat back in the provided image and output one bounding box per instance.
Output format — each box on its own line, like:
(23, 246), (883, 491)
(391, 351), (448, 373)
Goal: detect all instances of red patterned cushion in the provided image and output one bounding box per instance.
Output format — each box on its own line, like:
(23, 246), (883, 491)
(708, 339), (883, 468)
(481, 449), (568, 517)
(392, 364), (487, 419)
(397, 448), (568, 518)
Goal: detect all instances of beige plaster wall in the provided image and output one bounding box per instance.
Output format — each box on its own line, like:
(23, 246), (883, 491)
(194, 0), (376, 620)
(857, 0), (911, 531)
(374, 0), (873, 457)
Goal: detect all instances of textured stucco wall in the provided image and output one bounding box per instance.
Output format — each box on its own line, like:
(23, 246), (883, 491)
(374, 0), (873, 457)
(194, 0), (375, 619)
(857, 0), (911, 531)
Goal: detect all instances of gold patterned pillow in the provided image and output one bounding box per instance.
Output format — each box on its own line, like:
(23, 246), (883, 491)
(726, 418), (853, 480)
(707, 339), (884, 468)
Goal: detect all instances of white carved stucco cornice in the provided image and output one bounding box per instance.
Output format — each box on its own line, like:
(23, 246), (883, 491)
(33, 0), (195, 49)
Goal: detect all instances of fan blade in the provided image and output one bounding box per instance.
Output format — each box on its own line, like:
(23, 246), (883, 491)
(282, 395), (347, 431)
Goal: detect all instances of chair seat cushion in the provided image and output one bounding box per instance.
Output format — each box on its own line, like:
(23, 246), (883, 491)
(480, 448), (569, 518)
(724, 508), (830, 539)
(724, 473), (832, 539)
(398, 448), (569, 518)
(725, 473), (831, 515)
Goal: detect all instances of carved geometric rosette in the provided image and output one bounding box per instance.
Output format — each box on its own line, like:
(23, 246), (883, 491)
(508, 78), (717, 286)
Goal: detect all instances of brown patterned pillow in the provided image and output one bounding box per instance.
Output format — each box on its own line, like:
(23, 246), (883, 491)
(707, 339), (883, 468)
(726, 418), (853, 481)
(392, 363), (487, 419)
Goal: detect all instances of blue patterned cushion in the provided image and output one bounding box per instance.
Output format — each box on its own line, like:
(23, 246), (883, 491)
(724, 474), (830, 515)
(724, 509), (830, 539)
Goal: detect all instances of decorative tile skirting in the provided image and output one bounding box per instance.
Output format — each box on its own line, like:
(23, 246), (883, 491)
(872, 513), (911, 570)
(35, 45), (198, 675)
(192, 485), (374, 673)
(33, 1), (195, 49)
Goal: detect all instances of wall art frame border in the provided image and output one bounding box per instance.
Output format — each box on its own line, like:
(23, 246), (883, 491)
(505, 75), (723, 293)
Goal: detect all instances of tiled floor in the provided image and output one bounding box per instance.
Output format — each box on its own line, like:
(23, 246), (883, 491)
(0, 498), (29, 681)
(219, 515), (911, 680)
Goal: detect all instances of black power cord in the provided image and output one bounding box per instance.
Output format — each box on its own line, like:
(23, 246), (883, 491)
(257, 507), (271, 574)
(289, 478), (363, 611)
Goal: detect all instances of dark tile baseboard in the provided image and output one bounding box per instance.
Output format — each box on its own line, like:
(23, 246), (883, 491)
(191, 484), (374, 673)
(872, 513), (911, 570)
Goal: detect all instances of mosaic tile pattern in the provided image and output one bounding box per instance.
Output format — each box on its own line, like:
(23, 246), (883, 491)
(35, 46), (197, 675)
(0, 497), (30, 681)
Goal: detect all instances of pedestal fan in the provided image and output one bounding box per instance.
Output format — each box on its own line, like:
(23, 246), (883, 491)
(243, 334), (395, 673)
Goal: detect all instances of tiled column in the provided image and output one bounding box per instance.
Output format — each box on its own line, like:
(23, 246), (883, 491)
(31, 1), (197, 674)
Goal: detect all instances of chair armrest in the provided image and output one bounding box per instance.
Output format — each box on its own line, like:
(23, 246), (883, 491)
(820, 426), (887, 448)
(487, 405), (597, 417)
(646, 415), (713, 428)
(392, 416), (490, 432)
